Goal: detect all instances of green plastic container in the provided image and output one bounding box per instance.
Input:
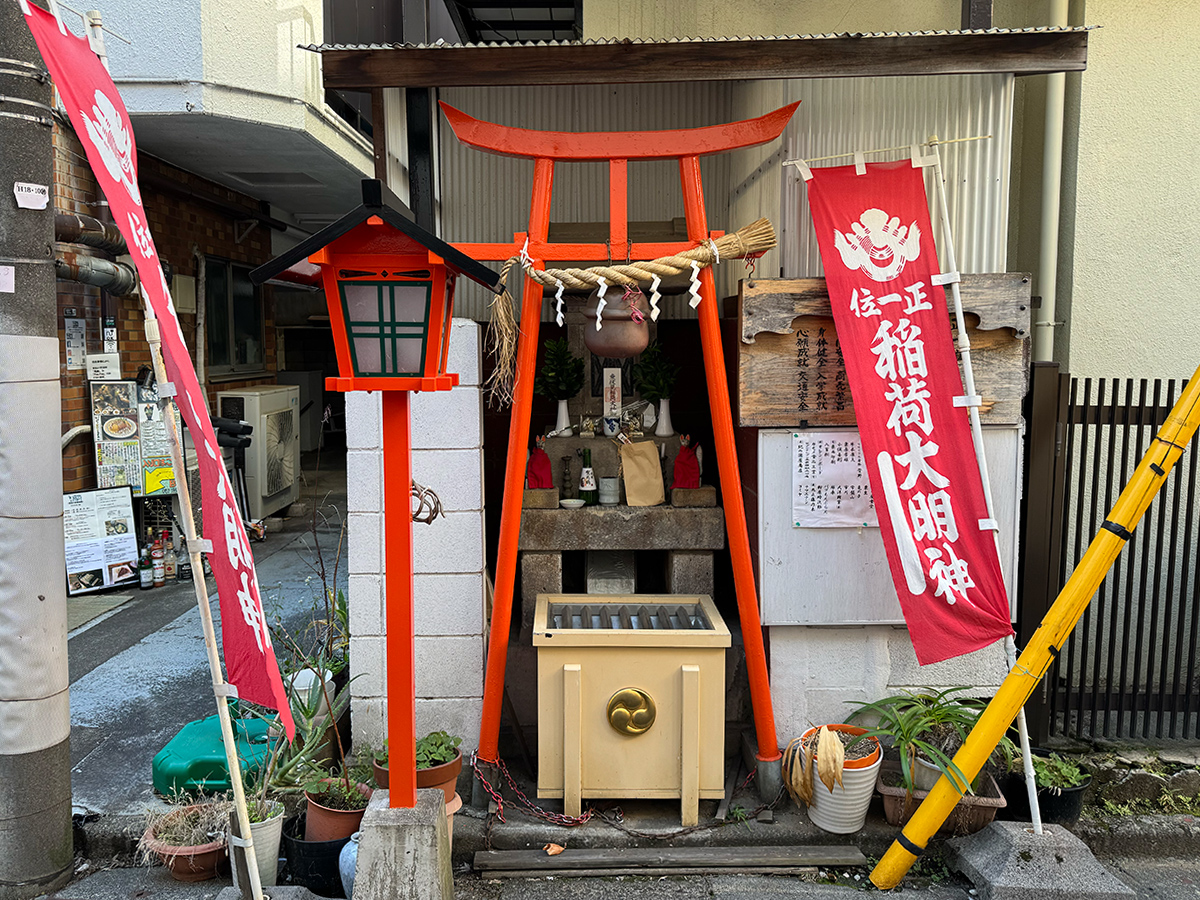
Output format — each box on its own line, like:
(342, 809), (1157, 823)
(152, 710), (274, 797)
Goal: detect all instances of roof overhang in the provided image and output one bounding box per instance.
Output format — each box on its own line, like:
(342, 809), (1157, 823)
(250, 179), (500, 291)
(311, 28), (1092, 90)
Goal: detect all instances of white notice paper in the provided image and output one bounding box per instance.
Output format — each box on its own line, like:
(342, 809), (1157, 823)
(0, 265), (13, 294)
(791, 430), (878, 528)
(86, 353), (121, 381)
(13, 182), (50, 210)
(65, 317), (86, 369)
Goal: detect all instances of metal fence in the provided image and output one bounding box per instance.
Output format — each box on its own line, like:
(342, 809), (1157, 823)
(1038, 376), (1200, 741)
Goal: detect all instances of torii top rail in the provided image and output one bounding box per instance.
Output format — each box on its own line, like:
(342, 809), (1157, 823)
(443, 100), (801, 766)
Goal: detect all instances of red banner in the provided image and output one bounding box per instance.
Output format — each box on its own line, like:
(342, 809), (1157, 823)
(23, 4), (294, 736)
(805, 160), (1012, 664)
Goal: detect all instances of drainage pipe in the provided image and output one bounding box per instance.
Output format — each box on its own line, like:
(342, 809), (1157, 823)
(193, 245), (207, 390)
(60, 425), (91, 450)
(54, 250), (138, 296)
(1032, 0), (1069, 362)
(53, 212), (126, 255)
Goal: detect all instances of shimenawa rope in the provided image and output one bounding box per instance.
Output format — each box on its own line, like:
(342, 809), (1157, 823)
(484, 217), (777, 407)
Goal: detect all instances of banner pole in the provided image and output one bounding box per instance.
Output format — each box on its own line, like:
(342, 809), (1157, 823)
(872, 366), (1200, 889)
(142, 315), (265, 900)
(927, 138), (1043, 834)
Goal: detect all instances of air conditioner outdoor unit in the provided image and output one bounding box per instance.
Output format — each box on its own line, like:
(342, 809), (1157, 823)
(216, 384), (300, 520)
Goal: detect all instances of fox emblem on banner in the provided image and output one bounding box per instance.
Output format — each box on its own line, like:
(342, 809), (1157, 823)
(804, 159), (1013, 665)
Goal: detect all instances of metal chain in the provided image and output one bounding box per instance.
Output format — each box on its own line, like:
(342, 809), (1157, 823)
(471, 754), (599, 827)
(471, 753), (786, 840)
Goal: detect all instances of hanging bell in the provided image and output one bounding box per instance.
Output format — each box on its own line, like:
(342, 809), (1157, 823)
(582, 286), (650, 359)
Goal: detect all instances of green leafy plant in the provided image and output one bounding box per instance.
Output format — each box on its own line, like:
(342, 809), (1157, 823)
(632, 341), (681, 402)
(1030, 753), (1088, 792)
(848, 686), (992, 797)
(373, 731), (463, 771)
(534, 338), (585, 401)
(244, 661), (356, 797)
(415, 731), (462, 769)
(303, 775), (370, 811)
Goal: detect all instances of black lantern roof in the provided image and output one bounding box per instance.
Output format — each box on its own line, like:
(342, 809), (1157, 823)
(249, 179), (500, 291)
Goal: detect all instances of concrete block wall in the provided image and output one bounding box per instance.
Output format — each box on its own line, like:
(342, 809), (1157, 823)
(768, 625), (1009, 744)
(347, 320), (486, 754)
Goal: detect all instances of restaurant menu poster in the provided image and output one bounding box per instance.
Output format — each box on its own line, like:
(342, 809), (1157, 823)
(63, 486), (139, 594)
(89, 380), (179, 496)
(792, 430), (879, 528)
(137, 384), (180, 496)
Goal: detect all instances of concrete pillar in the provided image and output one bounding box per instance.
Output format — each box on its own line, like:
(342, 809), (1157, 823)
(353, 789), (452, 900)
(519, 551), (562, 642)
(0, 4), (73, 896)
(666, 550), (714, 596)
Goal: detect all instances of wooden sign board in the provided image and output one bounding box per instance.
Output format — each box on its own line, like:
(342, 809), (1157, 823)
(737, 274), (1031, 428)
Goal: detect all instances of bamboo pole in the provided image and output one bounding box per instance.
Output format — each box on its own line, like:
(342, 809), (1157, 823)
(871, 365), (1200, 889)
(142, 315), (264, 900)
(927, 138), (1043, 835)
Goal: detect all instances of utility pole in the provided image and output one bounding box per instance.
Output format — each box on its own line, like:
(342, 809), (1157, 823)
(0, 1), (74, 897)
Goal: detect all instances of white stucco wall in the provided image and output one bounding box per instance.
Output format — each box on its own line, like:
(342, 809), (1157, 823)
(347, 321), (487, 754)
(1062, 1), (1200, 381)
(96, 0), (370, 173)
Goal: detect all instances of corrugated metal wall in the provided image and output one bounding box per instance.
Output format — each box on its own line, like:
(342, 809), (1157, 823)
(440, 75), (1013, 320)
(730, 74), (1013, 286)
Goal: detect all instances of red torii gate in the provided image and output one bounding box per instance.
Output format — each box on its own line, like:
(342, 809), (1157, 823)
(443, 101), (801, 779)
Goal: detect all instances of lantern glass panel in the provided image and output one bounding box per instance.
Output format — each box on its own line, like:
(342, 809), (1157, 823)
(339, 280), (432, 377)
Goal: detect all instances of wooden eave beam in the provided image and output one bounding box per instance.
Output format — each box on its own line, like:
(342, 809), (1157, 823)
(319, 30), (1088, 90)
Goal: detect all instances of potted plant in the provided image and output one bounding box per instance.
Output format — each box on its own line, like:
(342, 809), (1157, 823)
(229, 796), (286, 891)
(534, 338), (585, 436)
(633, 341), (681, 437)
(783, 723), (882, 834)
(374, 731), (463, 803)
(139, 800), (231, 882)
(848, 686), (1012, 835)
(303, 774), (372, 842)
(1006, 751), (1091, 825)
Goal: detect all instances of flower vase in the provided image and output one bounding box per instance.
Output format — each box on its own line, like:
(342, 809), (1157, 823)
(555, 399), (573, 436)
(654, 398), (674, 437)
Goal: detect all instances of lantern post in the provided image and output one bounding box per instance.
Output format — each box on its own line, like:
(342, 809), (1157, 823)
(252, 180), (498, 808)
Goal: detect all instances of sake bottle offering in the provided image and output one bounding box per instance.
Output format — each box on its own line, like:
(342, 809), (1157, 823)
(579, 447), (599, 506)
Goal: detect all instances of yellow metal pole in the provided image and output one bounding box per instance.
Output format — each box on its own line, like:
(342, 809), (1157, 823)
(872, 365), (1200, 890)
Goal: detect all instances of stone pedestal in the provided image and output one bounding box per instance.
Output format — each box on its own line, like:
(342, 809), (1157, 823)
(947, 821), (1135, 900)
(520, 551), (563, 641)
(518, 505), (725, 637)
(667, 550), (715, 595)
(671, 485), (717, 507)
(353, 789), (452, 900)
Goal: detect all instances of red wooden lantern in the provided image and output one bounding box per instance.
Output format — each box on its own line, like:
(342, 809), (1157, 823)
(252, 180), (498, 808)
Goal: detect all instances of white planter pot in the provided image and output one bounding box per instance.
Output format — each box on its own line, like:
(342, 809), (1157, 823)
(555, 399), (573, 436)
(231, 804), (285, 889)
(914, 756), (943, 793)
(802, 726), (883, 835)
(654, 398), (674, 437)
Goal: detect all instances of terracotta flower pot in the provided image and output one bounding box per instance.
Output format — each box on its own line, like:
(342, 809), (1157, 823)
(373, 759), (389, 789)
(304, 779), (373, 842)
(416, 748), (463, 804)
(141, 805), (228, 882)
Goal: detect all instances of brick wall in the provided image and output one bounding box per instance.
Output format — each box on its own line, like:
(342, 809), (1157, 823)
(53, 123), (278, 491)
